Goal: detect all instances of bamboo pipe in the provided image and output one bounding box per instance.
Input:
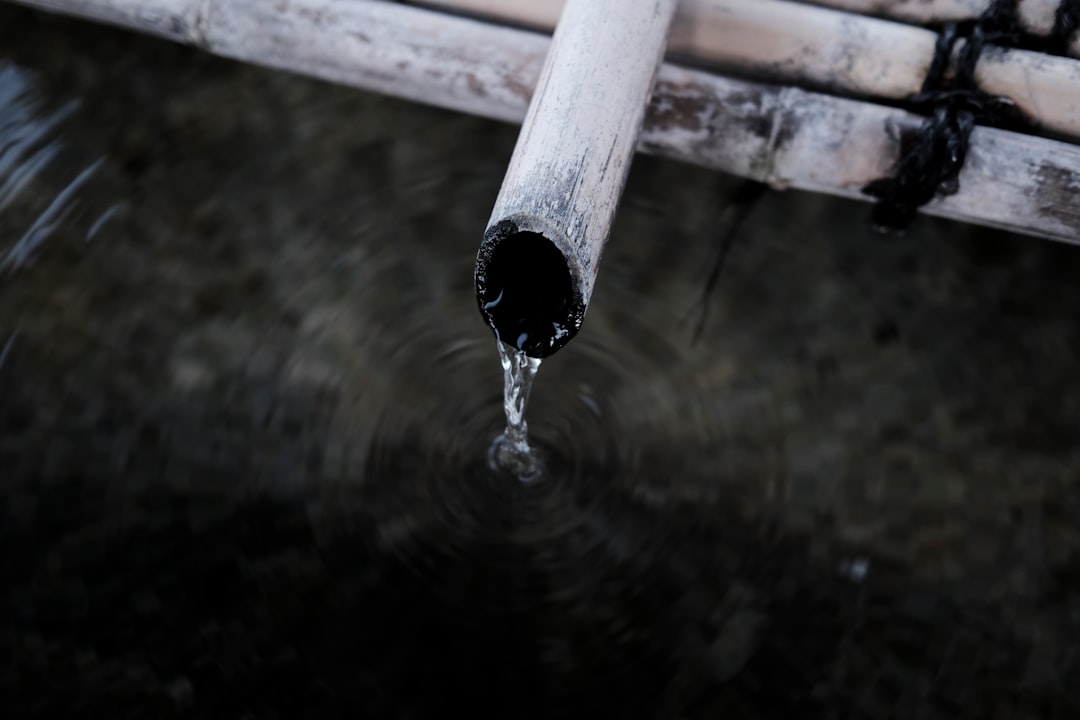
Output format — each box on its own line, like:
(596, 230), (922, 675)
(412, 0), (1080, 142)
(475, 0), (677, 357)
(4, 1), (1078, 243)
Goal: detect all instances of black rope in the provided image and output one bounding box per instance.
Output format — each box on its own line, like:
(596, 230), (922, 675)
(1051, 0), (1080, 55)
(863, 0), (1046, 233)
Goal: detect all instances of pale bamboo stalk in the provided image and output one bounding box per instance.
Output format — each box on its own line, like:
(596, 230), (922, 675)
(645, 68), (1080, 245)
(413, 0), (1080, 141)
(475, 0), (678, 357)
(806, 0), (1071, 45)
(4, 0), (1078, 245)
(418, 0), (1076, 51)
(5, 0), (202, 42)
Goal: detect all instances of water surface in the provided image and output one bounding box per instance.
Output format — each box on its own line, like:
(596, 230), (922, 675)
(1, 7), (1078, 719)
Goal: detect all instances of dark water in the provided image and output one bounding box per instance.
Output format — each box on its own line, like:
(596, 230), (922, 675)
(2, 6), (1079, 719)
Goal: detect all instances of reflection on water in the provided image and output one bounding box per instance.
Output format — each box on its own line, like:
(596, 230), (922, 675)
(1, 6), (1079, 719)
(0, 64), (97, 272)
(0, 64), (73, 213)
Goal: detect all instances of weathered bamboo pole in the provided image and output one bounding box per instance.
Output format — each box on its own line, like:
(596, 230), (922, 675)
(413, 0), (1080, 141)
(807, 0), (1074, 47)
(4, 0), (201, 42)
(419, 0), (1080, 55)
(475, 0), (678, 357)
(4, 0), (1078, 244)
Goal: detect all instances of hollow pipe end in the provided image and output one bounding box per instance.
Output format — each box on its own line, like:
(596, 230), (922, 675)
(475, 217), (586, 359)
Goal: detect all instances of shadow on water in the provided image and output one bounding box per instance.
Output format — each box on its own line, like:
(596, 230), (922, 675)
(1, 6), (1079, 719)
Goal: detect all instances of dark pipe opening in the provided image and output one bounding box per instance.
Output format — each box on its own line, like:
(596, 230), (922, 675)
(476, 224), (584, 358)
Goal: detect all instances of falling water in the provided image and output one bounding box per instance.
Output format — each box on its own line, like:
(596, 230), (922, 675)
(487, 340), (543, 481)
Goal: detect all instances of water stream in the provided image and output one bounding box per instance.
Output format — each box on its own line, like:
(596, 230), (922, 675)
(488, 341), (543, 481)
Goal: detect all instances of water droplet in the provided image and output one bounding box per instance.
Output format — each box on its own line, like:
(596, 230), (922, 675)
(482, 289), (504, 311)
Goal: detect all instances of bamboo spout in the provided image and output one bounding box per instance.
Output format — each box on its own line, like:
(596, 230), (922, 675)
(475, 0), (677, 358)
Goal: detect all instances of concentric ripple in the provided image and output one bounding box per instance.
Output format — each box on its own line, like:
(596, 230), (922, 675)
(280, 202), (794, 715)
